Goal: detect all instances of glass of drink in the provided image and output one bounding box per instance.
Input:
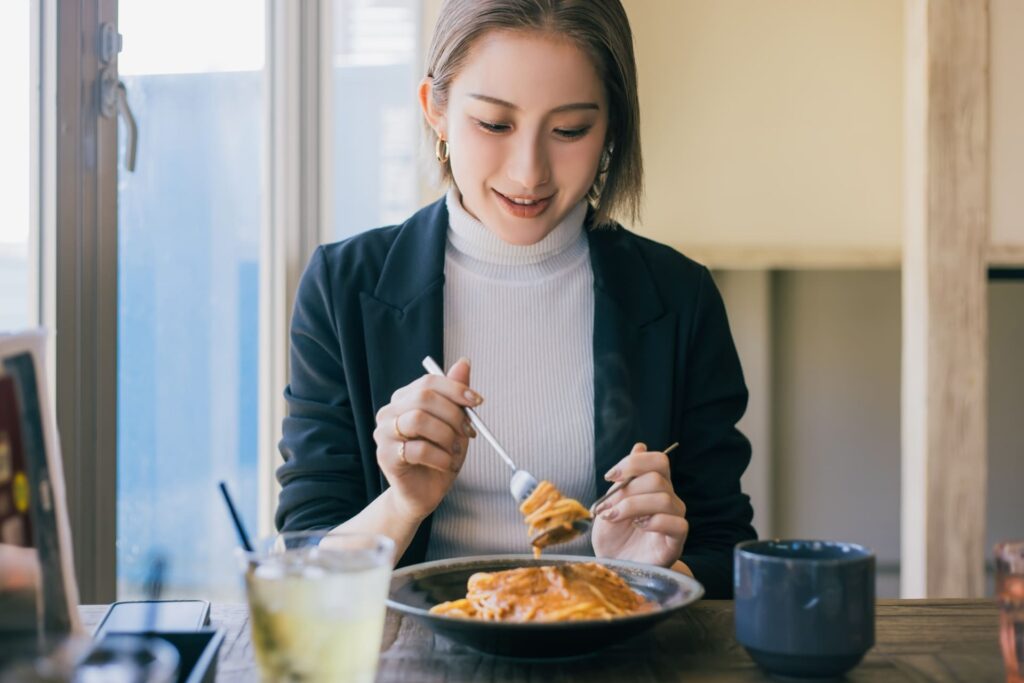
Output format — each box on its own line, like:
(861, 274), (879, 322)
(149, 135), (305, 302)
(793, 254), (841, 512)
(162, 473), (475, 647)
(241, 530), (395, 683)
(996, 540), (1024, 683)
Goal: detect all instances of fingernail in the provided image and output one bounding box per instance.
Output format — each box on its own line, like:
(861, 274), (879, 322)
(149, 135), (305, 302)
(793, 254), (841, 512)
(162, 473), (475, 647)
(632, 516), (650, 528)
(464, 390), (482, 405)
(604, 468), (620, 481)
(463, 421), (475, 437)
(593, 503), (607, 516)
(601, 508), (619, 521)
(458, 356), (471, 368)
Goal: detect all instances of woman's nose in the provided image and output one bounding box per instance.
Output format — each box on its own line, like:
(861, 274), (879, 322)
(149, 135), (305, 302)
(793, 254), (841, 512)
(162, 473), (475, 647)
(506, 137), (550, 190)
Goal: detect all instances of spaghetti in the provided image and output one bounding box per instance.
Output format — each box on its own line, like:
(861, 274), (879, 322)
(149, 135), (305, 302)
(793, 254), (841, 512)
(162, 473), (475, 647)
(428, 562), (654, 622)
(519, 480), (592, 557)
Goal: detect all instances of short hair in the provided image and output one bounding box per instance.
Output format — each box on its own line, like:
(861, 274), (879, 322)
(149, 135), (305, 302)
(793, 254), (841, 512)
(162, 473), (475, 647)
(424, 0), (643, 227)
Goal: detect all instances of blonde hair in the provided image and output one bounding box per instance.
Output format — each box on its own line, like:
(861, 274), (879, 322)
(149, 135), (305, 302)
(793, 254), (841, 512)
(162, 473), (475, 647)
(424, 0), (643, 227)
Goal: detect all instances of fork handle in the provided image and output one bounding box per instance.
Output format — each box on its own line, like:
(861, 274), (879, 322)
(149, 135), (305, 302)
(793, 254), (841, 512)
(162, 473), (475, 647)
(589, 442), (679, 513)
(590, 478), (632, 514)
(421, 356), (517, 473)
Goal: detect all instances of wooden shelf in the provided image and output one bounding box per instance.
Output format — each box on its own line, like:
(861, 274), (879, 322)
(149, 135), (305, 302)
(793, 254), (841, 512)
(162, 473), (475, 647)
(988, 244), (1024, 267)
(676, 245), (901, 270)
(671, 244), (1024, 270)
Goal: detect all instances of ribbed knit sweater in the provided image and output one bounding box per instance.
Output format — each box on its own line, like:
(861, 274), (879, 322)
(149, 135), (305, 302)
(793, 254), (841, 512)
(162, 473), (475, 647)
(424, 189), (596, 560)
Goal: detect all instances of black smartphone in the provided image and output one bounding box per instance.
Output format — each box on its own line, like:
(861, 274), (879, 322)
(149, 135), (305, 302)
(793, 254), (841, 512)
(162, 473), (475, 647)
(92, 600), (211, 637)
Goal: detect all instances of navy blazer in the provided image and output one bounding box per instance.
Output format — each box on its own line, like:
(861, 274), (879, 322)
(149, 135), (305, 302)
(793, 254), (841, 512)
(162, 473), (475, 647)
(276, 197), (756, 598)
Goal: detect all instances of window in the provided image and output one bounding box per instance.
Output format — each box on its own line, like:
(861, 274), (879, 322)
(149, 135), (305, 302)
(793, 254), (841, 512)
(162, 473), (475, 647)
(42, 0), (425, 602)
(0, 1), (35, 331)
(326, 0), (421, 241)
(116, 0), (266, 600)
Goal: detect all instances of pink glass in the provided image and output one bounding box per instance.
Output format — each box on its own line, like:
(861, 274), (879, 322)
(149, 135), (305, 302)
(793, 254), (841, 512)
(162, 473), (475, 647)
(996, 541), (1024, 683)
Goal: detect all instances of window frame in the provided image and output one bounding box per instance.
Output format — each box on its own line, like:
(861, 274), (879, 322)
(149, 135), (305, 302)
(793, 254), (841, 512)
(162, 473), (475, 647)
(260, 0), (326, 538)
(45, 0), (120, 603)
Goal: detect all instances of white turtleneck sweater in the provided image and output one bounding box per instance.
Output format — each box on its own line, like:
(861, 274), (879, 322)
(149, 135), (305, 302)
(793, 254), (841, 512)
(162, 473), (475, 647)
(424, 189), (597, 560)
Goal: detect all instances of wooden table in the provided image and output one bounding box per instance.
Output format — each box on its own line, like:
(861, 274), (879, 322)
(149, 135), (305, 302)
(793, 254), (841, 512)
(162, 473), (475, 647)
(80, 600), (1004, 682)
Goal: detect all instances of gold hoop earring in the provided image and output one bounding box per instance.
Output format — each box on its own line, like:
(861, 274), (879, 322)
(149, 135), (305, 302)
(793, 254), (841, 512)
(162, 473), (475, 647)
(435, 137), (449, 164)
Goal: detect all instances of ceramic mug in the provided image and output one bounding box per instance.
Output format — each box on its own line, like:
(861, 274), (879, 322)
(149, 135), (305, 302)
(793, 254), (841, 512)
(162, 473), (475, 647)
(734, 539), (875, 678)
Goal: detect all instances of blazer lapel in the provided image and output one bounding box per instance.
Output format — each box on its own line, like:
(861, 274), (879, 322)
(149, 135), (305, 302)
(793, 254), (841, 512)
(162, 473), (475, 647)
(589, 227), (676, 495)
(360, 198), (448, 411)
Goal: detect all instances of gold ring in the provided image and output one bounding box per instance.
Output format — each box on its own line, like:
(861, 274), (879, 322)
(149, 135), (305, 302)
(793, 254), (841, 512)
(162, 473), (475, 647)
(398, 441), (408, 466)
(393, 415), (412, 442)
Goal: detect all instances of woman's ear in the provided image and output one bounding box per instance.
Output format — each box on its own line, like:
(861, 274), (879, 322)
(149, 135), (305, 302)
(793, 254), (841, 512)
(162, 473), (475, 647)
(418, 77), (448, 140)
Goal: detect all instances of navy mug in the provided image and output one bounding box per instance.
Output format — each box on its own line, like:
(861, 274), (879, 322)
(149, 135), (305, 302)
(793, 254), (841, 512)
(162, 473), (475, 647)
(734, 539), (875, 678)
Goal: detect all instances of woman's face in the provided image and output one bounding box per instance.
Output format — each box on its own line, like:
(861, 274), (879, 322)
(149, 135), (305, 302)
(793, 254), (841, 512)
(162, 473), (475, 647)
(422, 30), (609, 245)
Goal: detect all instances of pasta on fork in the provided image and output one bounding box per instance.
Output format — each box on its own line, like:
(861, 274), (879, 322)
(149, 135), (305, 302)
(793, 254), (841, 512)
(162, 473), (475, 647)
(519, 480), (592, 557)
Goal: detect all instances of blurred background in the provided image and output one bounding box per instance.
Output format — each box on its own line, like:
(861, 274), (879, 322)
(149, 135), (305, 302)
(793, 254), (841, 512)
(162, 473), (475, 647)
(1, 0), (1020, 603)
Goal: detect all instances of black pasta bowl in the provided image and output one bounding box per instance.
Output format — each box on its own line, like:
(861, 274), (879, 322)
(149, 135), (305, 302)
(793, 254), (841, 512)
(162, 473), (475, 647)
(386, 554), (704, 658)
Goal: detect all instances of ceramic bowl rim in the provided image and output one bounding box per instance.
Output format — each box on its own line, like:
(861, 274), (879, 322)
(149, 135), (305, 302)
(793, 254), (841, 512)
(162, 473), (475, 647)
(386, 553), (705, 629)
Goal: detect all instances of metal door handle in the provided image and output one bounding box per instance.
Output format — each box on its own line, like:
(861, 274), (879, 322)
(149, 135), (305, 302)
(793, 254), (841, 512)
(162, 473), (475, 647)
(98, 22), (137, 172)
(116, 81), (138, 172)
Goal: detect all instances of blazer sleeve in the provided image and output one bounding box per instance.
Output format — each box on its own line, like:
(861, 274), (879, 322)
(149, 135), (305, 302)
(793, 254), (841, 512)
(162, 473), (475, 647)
(275, 246), (368, 532)
(675, 267), (757, 598)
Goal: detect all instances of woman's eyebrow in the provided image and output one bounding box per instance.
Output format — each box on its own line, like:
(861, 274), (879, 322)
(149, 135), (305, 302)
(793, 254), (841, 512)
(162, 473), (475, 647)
(468, 93), (600, 113)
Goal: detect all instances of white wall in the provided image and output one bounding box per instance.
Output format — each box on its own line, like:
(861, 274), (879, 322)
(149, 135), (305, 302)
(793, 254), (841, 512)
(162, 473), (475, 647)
(714, 271), (773, 537)
(988, 280), (1024, 554)
(991, 0), (1024, 249)
(771, 271), (902, 596)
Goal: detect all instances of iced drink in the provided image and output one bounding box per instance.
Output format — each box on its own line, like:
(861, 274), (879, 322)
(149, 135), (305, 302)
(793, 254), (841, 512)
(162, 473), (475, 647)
(243, 532), (393, 683)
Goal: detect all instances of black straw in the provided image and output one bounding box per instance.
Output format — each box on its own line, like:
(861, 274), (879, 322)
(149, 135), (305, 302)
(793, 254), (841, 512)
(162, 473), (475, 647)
(143, 554), (166, 634)
(218, 481), (254, 552)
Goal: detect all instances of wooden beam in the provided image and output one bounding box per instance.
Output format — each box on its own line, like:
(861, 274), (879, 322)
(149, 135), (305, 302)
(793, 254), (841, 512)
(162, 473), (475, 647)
(901, 0), (989, 598)
(680, 245), (901, 270)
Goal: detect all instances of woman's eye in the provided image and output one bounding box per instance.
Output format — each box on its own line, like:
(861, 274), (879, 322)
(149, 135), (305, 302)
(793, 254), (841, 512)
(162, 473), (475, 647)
(555, 127), (590, 140)
(476, 120), (511, 133)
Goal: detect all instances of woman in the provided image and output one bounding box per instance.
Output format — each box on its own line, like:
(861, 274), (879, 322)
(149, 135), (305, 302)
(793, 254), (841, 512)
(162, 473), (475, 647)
(276, 0), (755, 599)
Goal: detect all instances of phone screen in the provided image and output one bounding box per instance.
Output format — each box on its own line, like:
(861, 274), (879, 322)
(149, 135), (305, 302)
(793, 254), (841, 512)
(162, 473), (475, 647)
(94, 600), (210, 637)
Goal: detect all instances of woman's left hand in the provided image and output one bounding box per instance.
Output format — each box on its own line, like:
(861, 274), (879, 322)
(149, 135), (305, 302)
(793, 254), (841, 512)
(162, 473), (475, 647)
(591, 442), (688, 568)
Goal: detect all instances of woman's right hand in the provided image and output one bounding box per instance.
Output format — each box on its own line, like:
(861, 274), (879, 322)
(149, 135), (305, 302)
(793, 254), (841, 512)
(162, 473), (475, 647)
(373, 357), (480, 522)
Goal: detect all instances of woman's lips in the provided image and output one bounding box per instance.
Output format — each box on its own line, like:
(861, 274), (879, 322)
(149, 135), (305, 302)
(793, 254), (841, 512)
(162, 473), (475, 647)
(493, 190), (553, 218)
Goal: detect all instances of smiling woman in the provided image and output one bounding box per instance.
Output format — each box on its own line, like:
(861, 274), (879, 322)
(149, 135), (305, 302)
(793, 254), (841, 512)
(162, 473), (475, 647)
(420, 29), (611, 244)
(276, 0), (756, 600)
(420, 3), (642, 237)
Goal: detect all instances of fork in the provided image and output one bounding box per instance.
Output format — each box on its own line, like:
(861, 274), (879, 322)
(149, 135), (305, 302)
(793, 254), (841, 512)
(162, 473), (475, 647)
(420, 357), (540, 504)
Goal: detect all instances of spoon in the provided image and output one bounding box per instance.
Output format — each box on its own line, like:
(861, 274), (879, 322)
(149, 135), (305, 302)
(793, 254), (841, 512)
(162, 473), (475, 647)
(421, 356), (539, 504)
(529, 442), (681, 549)
(530, 517), (594, 550)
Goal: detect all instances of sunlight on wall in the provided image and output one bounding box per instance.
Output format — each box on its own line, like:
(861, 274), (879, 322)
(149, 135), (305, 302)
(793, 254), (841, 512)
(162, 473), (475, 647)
(119, 0), (264, 75)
